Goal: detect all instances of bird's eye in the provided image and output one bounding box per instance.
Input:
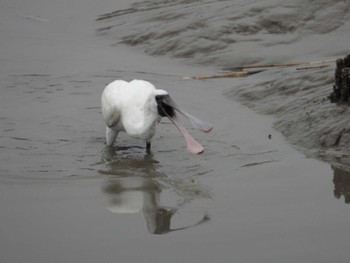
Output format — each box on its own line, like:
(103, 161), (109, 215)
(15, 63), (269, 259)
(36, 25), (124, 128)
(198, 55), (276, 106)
(156, 95), (174, 117)
(155, 95), (165, 102)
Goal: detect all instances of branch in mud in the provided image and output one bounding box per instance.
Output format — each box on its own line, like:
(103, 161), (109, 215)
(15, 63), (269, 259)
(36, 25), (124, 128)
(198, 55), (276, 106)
(237, 59), (335, 71)
(183, 70), (263, 80)
(185, 59), (335, 80)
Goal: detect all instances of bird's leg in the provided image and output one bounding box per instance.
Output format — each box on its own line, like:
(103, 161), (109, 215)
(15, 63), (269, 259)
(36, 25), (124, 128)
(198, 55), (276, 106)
(146, 140), (151, 153)
(106, 127), (118, 146)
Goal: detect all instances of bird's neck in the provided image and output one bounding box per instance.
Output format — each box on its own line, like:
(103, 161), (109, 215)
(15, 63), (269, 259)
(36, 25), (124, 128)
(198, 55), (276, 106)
(138, 105), (159, 136)
(123, 96), (159, 139)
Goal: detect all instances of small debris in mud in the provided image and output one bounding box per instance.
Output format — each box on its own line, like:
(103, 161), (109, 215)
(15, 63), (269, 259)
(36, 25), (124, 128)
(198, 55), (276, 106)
(329, 54), (350, 104)
(183, 70), (262, 80)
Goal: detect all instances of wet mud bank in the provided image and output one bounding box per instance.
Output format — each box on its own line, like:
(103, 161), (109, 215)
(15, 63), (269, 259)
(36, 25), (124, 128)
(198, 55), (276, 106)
(230, 63), (350, 171)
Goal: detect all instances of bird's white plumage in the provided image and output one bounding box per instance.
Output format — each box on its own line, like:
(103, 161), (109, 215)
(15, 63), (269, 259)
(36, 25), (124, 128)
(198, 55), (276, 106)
(101, 79), (212, 153)
(101, 80), (167, 146)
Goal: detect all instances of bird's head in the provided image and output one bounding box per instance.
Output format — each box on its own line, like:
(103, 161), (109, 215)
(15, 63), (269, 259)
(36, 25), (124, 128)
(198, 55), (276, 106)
(153, 89), (212, 155)
(155, 91), (175, 118)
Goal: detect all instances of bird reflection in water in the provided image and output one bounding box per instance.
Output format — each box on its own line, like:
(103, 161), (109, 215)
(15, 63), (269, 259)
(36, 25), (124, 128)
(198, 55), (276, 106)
(332, 166), (350, 204)
(99, 146), (210, 234)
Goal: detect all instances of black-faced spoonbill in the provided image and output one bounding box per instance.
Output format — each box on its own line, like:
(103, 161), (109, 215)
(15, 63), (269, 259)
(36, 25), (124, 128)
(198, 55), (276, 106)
(101, 80), (212, 154)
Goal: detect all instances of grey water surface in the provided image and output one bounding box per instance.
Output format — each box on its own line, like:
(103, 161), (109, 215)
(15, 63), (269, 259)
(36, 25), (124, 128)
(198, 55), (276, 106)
(1, 1), (350, 263)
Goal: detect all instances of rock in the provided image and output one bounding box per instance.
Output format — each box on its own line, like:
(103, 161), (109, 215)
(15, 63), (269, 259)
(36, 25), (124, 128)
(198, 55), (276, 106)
(330, 55), (350, 103)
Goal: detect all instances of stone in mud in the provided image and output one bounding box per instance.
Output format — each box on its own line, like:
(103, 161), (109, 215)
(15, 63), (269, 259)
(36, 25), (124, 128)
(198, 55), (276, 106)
(341, 68), (350, 101)
(330, 55), (350, 103)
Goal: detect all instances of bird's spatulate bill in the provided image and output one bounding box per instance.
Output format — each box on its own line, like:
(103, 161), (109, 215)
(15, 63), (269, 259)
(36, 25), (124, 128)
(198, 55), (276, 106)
(168, 113), (204, 154)
(162, 96), (213, 133)
(179, 111), (213, 133)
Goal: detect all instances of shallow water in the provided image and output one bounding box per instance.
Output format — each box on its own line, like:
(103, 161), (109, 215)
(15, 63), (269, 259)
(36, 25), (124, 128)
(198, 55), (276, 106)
(1, 0), (350, 262)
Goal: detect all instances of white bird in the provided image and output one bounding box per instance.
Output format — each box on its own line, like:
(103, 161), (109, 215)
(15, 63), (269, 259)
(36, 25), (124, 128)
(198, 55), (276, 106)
(101, 79), (212, 154)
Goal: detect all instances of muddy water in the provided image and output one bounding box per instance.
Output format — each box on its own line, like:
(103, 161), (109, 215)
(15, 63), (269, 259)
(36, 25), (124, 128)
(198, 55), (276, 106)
(1, 0), (350, 263)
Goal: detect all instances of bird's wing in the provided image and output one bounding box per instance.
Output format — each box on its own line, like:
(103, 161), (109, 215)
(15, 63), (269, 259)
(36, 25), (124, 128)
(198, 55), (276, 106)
(104, 107), (121, 128)
(101, 80), (126, 128)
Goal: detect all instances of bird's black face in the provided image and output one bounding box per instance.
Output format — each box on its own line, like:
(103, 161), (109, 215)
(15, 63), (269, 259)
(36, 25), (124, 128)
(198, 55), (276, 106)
(156, 94), (175, 118)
